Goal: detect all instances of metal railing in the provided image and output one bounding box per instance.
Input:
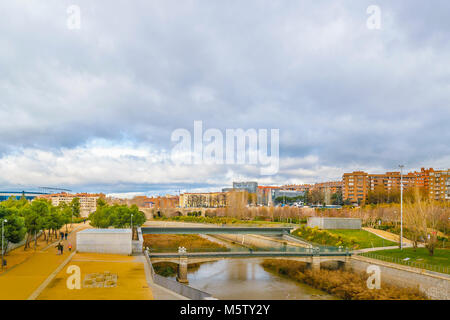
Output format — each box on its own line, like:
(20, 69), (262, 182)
(360, 252), (450, 275)
(146, 245), (350, 256)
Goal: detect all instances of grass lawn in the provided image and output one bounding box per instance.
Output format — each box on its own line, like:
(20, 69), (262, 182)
(361, 248), (450, 274)
(327, 229), (397, 249)
(143, 234), (228, 252)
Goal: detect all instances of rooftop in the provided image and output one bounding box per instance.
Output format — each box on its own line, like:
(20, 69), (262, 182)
(78, 229), (131, 234)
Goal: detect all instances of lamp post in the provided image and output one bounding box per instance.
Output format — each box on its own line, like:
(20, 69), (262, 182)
(131, 214), (133, 239)
(2, 219), (7, 270)
(399, 165), (404, 250)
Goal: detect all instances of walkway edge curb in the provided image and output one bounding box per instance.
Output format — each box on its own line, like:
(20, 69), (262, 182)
(27, 251), (77, 300)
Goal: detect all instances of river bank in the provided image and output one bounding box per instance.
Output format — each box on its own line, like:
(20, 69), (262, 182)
(261, 259), (427, 300)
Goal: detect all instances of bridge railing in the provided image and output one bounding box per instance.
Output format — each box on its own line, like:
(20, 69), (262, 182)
(145, 245), (349, 254)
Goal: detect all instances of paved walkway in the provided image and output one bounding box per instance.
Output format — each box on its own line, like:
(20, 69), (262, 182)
(35, 253), (153, 300)
(0, 223), (90, 300)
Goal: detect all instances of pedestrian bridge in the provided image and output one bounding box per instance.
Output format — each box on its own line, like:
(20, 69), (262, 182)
(148, 248), (352, 284)
(141, 226), (293, 235)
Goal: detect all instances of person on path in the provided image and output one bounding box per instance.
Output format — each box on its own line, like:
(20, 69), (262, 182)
(56, 243), (61, 255)
(64, 232), (68, 240)
(60, 243), (64, 255)
(68, 243), (72, 252)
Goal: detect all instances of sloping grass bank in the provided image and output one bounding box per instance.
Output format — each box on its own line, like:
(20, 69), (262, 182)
(361, 248), (450, 274)
(292, 225), (396, 249)
(261, 259), (427, 300)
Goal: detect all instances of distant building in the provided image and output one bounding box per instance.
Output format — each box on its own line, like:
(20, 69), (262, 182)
(179, 192), (228, 208)
(39, 192), (105, 217)
(256, 186), (280, 206)
(233, 181), (258, 194)
(0, 191), (48, 202)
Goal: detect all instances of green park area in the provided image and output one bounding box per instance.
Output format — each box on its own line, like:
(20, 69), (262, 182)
(292, 225), (397, 249)
(327, 229), (397, 248)
(361, 248), (450, 274)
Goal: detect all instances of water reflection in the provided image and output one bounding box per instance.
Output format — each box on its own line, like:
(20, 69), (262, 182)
(174, 258), (338, 300)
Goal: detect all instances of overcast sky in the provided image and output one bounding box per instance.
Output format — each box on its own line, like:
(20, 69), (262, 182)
(1, 1), (449, 197)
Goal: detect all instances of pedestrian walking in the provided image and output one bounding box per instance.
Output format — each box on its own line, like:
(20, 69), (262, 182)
(60, 243), (64, 255)
(68, 243), (72, 252)
(64, 232), (68, 240)
(56, 243), (61, 255)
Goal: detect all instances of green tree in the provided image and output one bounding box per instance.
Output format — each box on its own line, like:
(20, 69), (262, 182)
(70, 197), (81, 218)
(29, 199), (51, 242)
(0, 206), (26, 256)
(23, 207), (44, 249)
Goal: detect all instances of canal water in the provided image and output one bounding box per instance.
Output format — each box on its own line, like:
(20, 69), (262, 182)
(169, 258), (337, 300)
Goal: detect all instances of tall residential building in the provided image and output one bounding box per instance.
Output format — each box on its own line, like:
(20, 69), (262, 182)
(429, 169), (450, 201)
(343, 171), (369, 204)
(343, 168), (450, 203)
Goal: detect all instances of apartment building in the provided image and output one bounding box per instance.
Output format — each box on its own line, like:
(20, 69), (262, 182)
(312, 181), (343, 194)
(282, 184), (314, 193)
(343, 171), (369, 204)
(429, 169), (450, 201)
(40, 192), (104, 217)
(343, 168), (450, 203)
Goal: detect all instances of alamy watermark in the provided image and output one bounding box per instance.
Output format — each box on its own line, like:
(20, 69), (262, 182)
(366, 265), (381, 289)
(366, 5), (381, 30)
(67, 5), (81, 30)
(67, 265), (118, 289)
(171, 121), (279, 175)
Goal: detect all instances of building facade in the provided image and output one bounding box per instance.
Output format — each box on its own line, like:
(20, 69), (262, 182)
(40, 192), (104, 217)
(429, 169), (450, 201)
(343, 168), (450, 204)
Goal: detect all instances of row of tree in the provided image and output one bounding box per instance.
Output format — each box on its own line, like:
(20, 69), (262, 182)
(273, 190), (344, 206)
(365, 185), (429, 205)
(0, 196), (81, 255)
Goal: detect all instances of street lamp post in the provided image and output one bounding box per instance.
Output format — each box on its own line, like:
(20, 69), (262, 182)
(131, 214), (133, 239)
(2, 219), (7, 270)
(399, 165), (404, 250)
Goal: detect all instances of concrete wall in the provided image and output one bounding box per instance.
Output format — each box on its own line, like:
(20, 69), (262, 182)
(350, 256), (449, 300)
(77, 229), (132, 255)
(307, 217), (361, 230)
(144, 251), (213, 300)
(211, 233), (302, 250)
